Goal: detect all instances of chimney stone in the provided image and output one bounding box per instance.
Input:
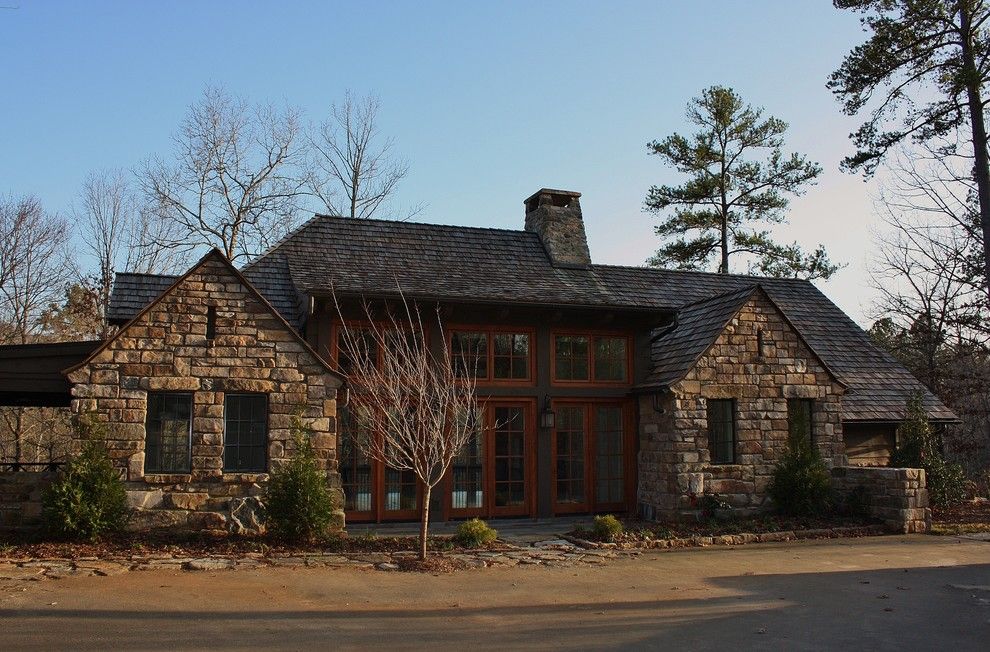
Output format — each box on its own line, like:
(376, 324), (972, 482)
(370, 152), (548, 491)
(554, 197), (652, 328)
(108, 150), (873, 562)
(524, 188), (591, 268)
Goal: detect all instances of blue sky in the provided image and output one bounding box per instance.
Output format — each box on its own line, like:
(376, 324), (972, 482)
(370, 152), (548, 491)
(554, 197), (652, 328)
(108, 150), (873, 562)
(1, 1), (882, 323)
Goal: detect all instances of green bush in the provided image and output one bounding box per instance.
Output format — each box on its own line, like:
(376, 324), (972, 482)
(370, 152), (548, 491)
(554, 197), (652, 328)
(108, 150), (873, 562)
(592, 514), (624, 542)
(890, 393), (966, 508)
(42, 416), (129, 541)
(767, 439), (832, 517)
(265, 414), (337, 542)
(454, 518), (498, 548)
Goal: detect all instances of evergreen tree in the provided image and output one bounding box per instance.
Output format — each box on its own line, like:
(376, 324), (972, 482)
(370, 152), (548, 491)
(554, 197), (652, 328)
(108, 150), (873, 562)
(645, 85), (837, 279)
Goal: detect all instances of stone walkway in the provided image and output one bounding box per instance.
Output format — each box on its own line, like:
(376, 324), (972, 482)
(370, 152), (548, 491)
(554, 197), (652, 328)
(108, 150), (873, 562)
(0, 533), (631, 583)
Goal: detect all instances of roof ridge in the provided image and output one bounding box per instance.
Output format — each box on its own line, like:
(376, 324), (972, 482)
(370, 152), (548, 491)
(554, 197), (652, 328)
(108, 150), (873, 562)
(676, 284), (758, 310)
(112, 271), (180, 278)
(311, 213), (540, 237)
(590, 262), (817, 285)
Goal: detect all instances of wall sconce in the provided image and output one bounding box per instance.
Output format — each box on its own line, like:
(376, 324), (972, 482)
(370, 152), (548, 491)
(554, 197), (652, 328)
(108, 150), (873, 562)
(540, 394), (555, 430)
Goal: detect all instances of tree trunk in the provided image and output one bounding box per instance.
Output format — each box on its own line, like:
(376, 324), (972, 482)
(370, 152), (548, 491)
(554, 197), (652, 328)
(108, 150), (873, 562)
(960, 4), (990, 301)
(419, 483), (432, 561)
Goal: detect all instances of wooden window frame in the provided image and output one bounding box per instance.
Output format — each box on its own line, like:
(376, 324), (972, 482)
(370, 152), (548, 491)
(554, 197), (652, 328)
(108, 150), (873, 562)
(447, 325), (536, 386)
(706, 398), (737, 465)
(550, 330), (633, 386)
(330, 320), (426, 375)
(550, 398), (636, 514)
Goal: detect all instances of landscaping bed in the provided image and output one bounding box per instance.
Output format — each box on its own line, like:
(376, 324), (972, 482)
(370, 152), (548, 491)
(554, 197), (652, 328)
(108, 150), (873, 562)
(565, 515), (885, 549)
(931, 498), (990, 535)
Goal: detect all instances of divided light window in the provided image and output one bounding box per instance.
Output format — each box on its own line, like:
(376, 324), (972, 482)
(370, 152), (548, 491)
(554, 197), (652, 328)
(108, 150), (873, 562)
(707, 399), (736, 464)
(224, 394), (268, 473)
(451, 330), (531, 381)
(553, 334), (628, 382)
(787, 398), (814, 448)
(145, 393), (192, 474)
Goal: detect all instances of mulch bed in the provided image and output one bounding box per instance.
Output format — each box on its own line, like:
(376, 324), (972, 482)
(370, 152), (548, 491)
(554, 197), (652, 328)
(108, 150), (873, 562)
(0, 530), (501, 561)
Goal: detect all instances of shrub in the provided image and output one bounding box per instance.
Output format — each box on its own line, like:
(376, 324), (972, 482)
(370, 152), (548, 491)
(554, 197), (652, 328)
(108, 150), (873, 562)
(697, 493), (731, 521)
(890, 393), (966, 508)
(42, 415), (129, 540)
(768, 439), (832, 517)
(265, 414), (337, 542)
(454, 518), (498, 548)
(592, 514), (624, 542)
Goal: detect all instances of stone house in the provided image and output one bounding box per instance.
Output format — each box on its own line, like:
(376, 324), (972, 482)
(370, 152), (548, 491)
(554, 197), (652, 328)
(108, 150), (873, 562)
(0, 188), (952, 531)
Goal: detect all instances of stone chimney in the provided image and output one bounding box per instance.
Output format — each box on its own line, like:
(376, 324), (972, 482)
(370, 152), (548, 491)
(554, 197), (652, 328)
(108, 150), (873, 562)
(524, 188), (591, 268)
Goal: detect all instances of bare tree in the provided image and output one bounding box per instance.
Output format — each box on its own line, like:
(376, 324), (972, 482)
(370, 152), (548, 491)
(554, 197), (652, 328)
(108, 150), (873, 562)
(139, 86), (308, 263)
(309, 92), (417, 219)
(124, 203), (193, 275)
(336, 295), (481, 560)
(0, 195), (72, 345)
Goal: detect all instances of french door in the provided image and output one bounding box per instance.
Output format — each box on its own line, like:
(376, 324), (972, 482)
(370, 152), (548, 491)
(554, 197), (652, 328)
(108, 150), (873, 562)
(447, 400), (535, 519)
(552, 400), (632, 514)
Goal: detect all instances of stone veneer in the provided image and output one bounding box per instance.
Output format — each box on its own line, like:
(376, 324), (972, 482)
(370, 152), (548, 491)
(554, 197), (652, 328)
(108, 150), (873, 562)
(638, 291), (846, 518)
(0, 472), (53, 530)
(64, 252), (344, 533)
(831, 466), (931, 533)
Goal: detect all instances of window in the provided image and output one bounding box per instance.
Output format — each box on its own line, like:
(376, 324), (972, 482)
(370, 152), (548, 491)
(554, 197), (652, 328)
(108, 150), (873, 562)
(707, 399), (735, 464)
(451, 331), (488, 378)
(145, 393), (192, 473)
(594, 337), (627, 382)
(338, 406), (373, 512)
(788, 398), (814, 448)
(451, 329), (531, 382)
(451, 409), (484, 509)
(493, 332), (530, 380)
(336, 327), (379, 375)
(555, 406), (586, 504)
(206, 306), (217, 340)
(223, 394), (268, 472)
(595, 406), (624, 504)
(553, 333), (629, 383)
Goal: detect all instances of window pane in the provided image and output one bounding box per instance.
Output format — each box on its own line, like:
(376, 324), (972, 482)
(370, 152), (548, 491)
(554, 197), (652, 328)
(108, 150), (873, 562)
(493, 333), (530, 380)
(224, 394), (268, 472)
(593, 337), (627, 382)
(338, 406), (373, 512)
(787, 399), (814, 448)
(452, 331), (488, 378)
(595, 406), (624, 504)
(145, 393), (192, 474)
(707, 399), (735, 464)
(452, 409), (484, 509)
(554, 335), (589, 381)
(555, 406), (585, 505)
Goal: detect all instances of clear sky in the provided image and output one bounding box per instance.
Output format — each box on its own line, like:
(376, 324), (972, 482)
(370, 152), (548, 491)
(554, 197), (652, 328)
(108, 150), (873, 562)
(1, 1), (884, 324)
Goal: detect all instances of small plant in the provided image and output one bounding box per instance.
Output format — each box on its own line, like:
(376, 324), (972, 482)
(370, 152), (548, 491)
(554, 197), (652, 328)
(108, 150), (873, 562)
(42, 415), (129, 541)
(264, 413), (337, 543)
(768, 437), (832, 517)
(841, 485), (871, 519)
(890, 393), (966, 508)
(697, 493), (731, 521)
(592, 514), (624, 542)
(454, 518), (498, 548)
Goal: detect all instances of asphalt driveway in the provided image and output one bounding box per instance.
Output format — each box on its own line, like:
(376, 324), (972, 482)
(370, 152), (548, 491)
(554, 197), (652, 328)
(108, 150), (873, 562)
(1, 535), (988, 650)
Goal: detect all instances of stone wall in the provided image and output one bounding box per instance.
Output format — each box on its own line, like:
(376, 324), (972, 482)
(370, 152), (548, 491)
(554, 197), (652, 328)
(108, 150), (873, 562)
(65, 253), (344, 534)
(0, 472), (53, 530)
(831, 466), (930, 533)
(639, 291), (846, 518)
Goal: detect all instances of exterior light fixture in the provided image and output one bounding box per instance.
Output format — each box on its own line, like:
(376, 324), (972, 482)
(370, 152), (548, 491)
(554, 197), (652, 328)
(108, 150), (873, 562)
(540, 394), (555, 430)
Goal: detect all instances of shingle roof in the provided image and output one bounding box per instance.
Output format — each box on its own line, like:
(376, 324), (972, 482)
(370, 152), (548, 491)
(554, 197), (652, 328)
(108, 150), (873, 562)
(644, 286), (758, 388)
(109, 214), (957, 423)
(107, 273), (178, 323)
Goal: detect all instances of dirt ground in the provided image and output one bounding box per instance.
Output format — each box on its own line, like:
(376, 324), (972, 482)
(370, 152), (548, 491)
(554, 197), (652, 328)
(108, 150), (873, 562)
(1, 535), (988, 651)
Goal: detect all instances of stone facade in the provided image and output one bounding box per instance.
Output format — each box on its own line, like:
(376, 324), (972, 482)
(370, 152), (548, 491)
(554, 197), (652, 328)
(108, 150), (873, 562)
(638, 292), (846, 518)
(523, 189), (592, 267)
(64, 252), (344, 533)
(0, 471), (52, 530)
(831, 466), (931, 533)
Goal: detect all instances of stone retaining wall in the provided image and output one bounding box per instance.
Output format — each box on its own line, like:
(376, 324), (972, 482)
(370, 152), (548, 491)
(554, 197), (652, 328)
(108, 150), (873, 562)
(0, 472), (53, 530)
(831, 466), (930, 533)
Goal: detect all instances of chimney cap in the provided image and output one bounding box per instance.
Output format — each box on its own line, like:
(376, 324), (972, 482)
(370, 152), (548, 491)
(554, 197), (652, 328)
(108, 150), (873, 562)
(524, 188), (582, 212)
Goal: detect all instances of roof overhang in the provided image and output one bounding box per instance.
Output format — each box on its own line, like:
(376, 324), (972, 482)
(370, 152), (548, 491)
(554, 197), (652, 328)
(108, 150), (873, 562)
(0, 340), (102, 407)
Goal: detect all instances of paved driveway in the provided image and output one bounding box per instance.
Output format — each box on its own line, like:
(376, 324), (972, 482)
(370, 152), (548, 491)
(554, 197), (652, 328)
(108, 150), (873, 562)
(1, 535), (988, 650)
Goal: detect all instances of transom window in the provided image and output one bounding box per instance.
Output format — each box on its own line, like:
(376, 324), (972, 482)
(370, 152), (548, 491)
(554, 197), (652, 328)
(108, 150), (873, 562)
(451, 329), (531, 382)
(553, 333), (629, 383)
(787, 398), (814, 448)
(223, 394), (268, 473)
(145, 393), (192, 474)
(707, 399), (736, 464)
